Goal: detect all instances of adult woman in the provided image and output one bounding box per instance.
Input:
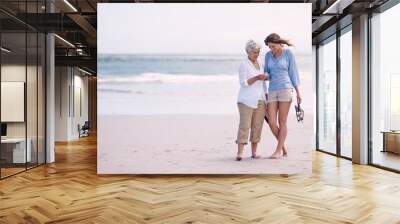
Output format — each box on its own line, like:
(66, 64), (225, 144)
(264, 33), (301, 159)
(235, 40), (268, 161)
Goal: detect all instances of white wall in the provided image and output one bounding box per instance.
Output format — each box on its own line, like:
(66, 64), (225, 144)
(71, 72), (89, 138)
(1, 65), (26, 135)
(55, 67), (89, 141)
(1, 63), (46, 164)
(1, 65), (40, 138)
(55, 66), (70, 141)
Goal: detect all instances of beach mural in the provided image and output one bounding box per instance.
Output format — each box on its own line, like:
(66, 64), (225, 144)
(97, 3), (313, 174)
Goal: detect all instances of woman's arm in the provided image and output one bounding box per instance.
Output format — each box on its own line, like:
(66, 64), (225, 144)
(294, 85), (301, 104)
(247, 58), (268, 85)
(247, 74), (267, 85)
(287, 49), (300, 87)
(238, 63), (266, 87)
(287, 49), (301, 104)
(238, 63), (249, 87)
(264, 53), (270, 74)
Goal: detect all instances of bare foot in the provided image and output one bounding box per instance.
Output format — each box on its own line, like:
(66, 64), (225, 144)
(283, 146), (288, 157)
(236, 151), (244, 161)
(251, 154), (261, 159)
(268, 149), (283, 159)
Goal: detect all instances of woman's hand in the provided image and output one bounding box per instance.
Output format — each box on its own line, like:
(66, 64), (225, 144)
(247, 74), (267, 86)
(257, 74), (267, 80)
(294, 86), (302, 104)
(296, 93), (302, 104)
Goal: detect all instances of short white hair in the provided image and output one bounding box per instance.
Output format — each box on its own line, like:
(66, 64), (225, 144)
(245, 39), (261, 55)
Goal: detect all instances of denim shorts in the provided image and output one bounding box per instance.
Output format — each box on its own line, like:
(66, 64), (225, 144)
(267, 88), (293, 103)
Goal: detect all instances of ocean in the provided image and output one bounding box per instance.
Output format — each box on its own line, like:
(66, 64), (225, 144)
(97, 54), (312, 115)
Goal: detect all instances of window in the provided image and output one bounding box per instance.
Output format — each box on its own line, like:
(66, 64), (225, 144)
(339, 28), (352, 158)
(317, 36), (337, 154)
(370, 3), (400, 171)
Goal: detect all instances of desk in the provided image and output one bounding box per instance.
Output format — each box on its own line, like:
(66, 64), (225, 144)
(381, 131), (400, 154)
(1, 138), (31, 163)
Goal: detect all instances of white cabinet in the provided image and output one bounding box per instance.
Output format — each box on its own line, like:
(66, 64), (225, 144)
(1, 138), (32, 163)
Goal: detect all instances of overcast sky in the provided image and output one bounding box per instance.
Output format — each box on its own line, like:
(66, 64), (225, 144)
(98, 3), (311, 55)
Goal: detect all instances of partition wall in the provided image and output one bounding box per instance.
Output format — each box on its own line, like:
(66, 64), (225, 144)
(0, 1), (47, 179)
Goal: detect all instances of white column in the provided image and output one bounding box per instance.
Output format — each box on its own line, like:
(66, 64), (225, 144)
(352, 14), (369, 164)
(45, 0), (55, 163)
(46, 33), (55, 163)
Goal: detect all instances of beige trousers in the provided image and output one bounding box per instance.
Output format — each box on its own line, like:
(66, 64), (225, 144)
(236, 100), (266, 144)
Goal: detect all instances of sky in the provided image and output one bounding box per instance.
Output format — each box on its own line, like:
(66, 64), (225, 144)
(98, 3), (311, 55)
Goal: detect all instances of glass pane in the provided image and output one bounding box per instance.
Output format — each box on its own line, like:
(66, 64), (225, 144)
(1, 31), (27, 177)
(371, 4), (400, 171)
(38, 32), (45, 165)
(27, 31), (38, 169)
(318, 37), (337, 154)
(340, 29), (352, 158)
(26, 0), (38, 169)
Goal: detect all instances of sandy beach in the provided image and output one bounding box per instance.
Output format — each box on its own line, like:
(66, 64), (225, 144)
(98, 113), (312, 174)
(97, 53), (313, 174)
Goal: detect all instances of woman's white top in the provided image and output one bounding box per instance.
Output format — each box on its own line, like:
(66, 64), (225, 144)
(237, 57), (269, 108)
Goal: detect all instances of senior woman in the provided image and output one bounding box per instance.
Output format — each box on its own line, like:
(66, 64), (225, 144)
(235, 40), (268, 161)
(263, 33), (301, 159)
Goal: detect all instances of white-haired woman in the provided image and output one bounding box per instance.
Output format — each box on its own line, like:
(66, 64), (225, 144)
(235, 40), (269, 161)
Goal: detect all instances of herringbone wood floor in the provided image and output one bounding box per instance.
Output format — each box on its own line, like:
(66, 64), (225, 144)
(1, 134), (400, 224)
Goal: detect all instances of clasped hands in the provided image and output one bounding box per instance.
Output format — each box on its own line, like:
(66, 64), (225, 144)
(256, 73), (268, 81)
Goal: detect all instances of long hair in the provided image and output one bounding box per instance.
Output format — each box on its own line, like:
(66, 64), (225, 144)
(264, 33), (293, 46)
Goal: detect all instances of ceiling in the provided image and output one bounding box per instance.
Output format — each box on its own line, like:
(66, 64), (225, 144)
(0, 0), (393, 75)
